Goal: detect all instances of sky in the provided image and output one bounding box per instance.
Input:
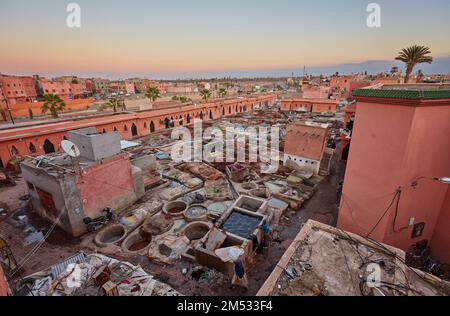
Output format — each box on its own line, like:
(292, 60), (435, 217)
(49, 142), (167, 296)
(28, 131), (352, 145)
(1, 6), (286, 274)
(1, 0), (450, 79)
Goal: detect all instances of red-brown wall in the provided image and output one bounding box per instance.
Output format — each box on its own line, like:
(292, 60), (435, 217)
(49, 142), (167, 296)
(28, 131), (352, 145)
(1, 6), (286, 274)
(76, 154), (134, 217)
(0, 95), (276, 167)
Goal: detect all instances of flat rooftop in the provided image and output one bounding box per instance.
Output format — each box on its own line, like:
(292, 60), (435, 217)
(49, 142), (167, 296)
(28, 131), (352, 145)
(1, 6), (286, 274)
(257, 220), (450, 296)
(354, 84), (450, 100)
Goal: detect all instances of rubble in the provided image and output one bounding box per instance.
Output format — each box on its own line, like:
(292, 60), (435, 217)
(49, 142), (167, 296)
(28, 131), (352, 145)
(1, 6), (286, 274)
(24, 253), (181, 296)
(258, 220), (450, 296)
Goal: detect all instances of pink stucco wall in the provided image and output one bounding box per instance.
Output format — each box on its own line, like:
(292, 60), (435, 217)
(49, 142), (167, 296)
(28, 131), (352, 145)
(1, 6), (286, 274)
(430, 188), (450, 263)
(75, 154), (135, 217)
(338, 97), (450, 261)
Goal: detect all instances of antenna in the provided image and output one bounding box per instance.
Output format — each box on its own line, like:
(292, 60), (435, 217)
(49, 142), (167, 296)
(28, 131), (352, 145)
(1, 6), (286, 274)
(61, 140), (80, 157)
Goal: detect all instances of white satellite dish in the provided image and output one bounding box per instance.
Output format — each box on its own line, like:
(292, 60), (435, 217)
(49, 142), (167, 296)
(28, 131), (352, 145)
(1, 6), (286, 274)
(61, 140), (80, 158)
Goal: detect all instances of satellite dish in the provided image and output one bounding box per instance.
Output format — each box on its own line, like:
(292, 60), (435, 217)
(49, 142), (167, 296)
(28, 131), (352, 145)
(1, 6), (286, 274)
(61, 140), (80, 158)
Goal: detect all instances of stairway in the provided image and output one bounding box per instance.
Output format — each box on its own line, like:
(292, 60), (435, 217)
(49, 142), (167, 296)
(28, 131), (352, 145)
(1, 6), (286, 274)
(319, 148), (334, 176)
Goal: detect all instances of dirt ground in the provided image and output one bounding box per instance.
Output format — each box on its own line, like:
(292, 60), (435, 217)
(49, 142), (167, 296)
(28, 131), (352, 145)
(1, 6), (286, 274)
(0, 152), (346, 296)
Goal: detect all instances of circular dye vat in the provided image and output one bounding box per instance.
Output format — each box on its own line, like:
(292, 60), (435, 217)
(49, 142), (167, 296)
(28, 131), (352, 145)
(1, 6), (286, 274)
(183, 221), (212, 241)
(94, 224), (128, 247)
(122, 232), (152, 254)
(184, 204), (208, 222)
(163, 201), (188, 217)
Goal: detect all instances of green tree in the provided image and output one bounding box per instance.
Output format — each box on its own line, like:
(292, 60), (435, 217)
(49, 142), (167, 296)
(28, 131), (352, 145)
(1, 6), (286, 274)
(41, 94), (66, 118)
(145, 87), (161, 102)
(179, 96), (191, 103)
(103, 98), (124, 113)
(395, 45), (433, 83)
(200, 89), (211, 101)
(218, 88), (227, 98)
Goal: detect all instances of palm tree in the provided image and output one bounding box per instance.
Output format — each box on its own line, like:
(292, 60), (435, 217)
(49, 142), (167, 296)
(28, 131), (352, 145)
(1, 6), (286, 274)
(395, 45), (433, 83)
(219, 88), (227, 98)
(145, 87), (161, 102)
(200, 89), (211, 101)
(104, 98), (123, 113)
(41, 94), (66, 118)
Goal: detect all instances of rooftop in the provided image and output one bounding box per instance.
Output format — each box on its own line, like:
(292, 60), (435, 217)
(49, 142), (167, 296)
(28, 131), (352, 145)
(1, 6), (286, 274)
(353, 84), (450, 100)
(257, 220), (450, 296)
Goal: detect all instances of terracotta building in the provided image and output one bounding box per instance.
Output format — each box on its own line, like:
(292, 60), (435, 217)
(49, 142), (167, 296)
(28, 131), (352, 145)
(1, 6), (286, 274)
(330, 76), (372, 99)
(280, 98), (338, 113)
(337, 84), (450, 264)
(0, 75), (38, 105)
(40, 79), (87, 100)
(283, 122), (333, 175)
(301, 81), (331, 99)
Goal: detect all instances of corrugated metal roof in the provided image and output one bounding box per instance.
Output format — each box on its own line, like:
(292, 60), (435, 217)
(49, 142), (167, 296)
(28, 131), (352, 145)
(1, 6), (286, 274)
(51, 252), (86, 279)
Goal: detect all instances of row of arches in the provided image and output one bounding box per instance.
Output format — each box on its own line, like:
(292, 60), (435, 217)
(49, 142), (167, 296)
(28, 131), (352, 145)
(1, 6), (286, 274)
(10, 138), (56, 157)
(2, 97), (273, 165)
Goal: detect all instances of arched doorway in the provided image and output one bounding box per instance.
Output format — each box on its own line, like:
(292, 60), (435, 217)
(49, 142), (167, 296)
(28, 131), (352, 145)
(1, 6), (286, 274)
(164, 118), (170, 129)
(29, 143), (36, 154)
(131, 123), (138, 137)
(43, 139), (55, 154)
(209, 110), (213, 120)
(11, 146), (19, 156)
(186, 114), (191, 124)
(200, 112), (204, 120)
(150, 121), (155, 132)
(124, 125), (128, 132)
(113, 126), (118, 132)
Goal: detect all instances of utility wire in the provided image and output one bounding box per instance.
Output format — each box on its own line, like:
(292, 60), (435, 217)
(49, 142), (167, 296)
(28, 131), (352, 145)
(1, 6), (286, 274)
(365, 188), (402, 238)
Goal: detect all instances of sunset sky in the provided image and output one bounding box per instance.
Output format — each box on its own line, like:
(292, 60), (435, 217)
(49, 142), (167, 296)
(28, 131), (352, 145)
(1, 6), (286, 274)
(1, 0), (450, 79)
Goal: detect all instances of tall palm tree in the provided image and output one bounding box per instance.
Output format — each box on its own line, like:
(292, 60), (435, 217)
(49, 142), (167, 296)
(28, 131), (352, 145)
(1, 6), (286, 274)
(219, 88), (227, 98)
(145, 87), (161, 102)
(395, 45), (433, 83)
(200, 89), (211, 101)
(41, 94), (66, 118)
